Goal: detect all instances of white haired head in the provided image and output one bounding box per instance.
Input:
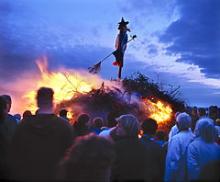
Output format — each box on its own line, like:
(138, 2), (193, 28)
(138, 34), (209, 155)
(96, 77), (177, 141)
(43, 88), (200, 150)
(194, 117), (217, 143)
(176, 112), (192, 130)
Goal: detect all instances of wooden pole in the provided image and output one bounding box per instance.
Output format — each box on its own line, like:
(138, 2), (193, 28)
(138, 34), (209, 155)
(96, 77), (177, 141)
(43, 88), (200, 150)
(118, 66), (122, 79)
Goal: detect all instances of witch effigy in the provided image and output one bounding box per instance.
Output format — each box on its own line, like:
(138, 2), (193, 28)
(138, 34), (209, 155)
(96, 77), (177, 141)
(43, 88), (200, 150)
(88, 17), (136, 80)
(113, 17), (130, 79)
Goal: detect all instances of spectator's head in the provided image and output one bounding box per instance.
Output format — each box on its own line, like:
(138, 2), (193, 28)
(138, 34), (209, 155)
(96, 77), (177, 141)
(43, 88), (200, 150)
(92, 117), (103, 129)
(59, 134), (115, 181)
(1, 95), (12, 113)
(73, 113), (90, 136)
(77, 113), (90, 125)
(106, 112), (118, 128)
(141, 118), (158, 136)
(36, 87), (54, 109)
(194, 117), (217, 143)
(155, 131), (166, 141)
(198, 107), (206, 118)
(191, 107), (198, 116)
(209, 106), (218, 121)
(115, 114), (140, 137)
(176, 112), (192, 131)
(22, 110), (32, 120)
(216, 118), (220, 126)
(0, 96), (7, 121)
(59, 109), (68, 118)
(185, 106), (192, 115)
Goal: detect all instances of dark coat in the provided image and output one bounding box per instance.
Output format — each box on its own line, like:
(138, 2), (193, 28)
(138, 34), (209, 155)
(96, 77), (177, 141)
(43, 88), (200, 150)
(9, 114), (73, 181)
(141, 135), (165, 181)
(0, 114), (17, 179)
(112, 137), (147, 181)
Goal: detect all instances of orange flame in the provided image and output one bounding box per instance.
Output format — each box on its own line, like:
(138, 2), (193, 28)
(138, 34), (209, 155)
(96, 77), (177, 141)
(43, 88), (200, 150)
(8, 57), (173, 128)
(143, 98), (173, 126)
(23, 57), (113, 117)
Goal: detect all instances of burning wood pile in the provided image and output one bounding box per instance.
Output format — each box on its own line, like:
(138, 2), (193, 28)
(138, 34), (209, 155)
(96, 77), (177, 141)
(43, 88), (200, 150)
(19, 58), (185, 132)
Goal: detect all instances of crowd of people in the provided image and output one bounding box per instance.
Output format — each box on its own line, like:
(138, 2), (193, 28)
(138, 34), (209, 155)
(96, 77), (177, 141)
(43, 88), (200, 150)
(0, 87), (220, 181)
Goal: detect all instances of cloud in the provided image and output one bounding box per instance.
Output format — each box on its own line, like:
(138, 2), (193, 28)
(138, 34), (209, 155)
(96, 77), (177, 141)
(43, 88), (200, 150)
(0, 0), (113, 81)
(0, 33), (112, 81)
(118, 0), (178, 31)
(119, 0), (176, 18)
(118, 0), (220, 99)
(1, 0), (220, 107)
(147, 44), (158, 56)
(160, 0), (220, 78)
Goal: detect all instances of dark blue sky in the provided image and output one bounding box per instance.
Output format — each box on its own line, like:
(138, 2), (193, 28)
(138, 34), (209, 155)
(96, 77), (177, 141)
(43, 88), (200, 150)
(0, 0), (220, 107)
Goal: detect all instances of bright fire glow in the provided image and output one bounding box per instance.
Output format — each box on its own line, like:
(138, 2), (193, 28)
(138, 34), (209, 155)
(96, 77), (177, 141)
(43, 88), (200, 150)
(143, 99), (173, 125)
(23, 56), (107, 115)
(7, 57), (173, 128)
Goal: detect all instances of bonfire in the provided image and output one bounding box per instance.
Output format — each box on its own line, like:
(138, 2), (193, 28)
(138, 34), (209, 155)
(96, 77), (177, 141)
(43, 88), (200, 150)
(17, 58), (185, 132)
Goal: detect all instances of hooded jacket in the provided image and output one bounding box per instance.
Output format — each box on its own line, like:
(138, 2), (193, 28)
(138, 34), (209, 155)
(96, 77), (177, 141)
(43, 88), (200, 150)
(187, 137), (220, 180)
(187, 117), (220, 180)
(165, 130), (194, 181)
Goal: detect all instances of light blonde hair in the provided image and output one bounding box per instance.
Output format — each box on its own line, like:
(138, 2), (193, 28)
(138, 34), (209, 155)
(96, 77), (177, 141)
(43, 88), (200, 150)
(116, 114), (140, 137)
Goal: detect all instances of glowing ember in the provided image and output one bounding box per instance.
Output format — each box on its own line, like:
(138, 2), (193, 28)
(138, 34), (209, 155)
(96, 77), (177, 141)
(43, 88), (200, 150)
(143, 99), (173, 125)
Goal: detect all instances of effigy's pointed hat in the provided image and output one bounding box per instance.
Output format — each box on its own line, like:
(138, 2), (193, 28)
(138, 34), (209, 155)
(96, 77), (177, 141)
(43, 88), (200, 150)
(118, 17), (129, 25)
(118, 17), (130, 31)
